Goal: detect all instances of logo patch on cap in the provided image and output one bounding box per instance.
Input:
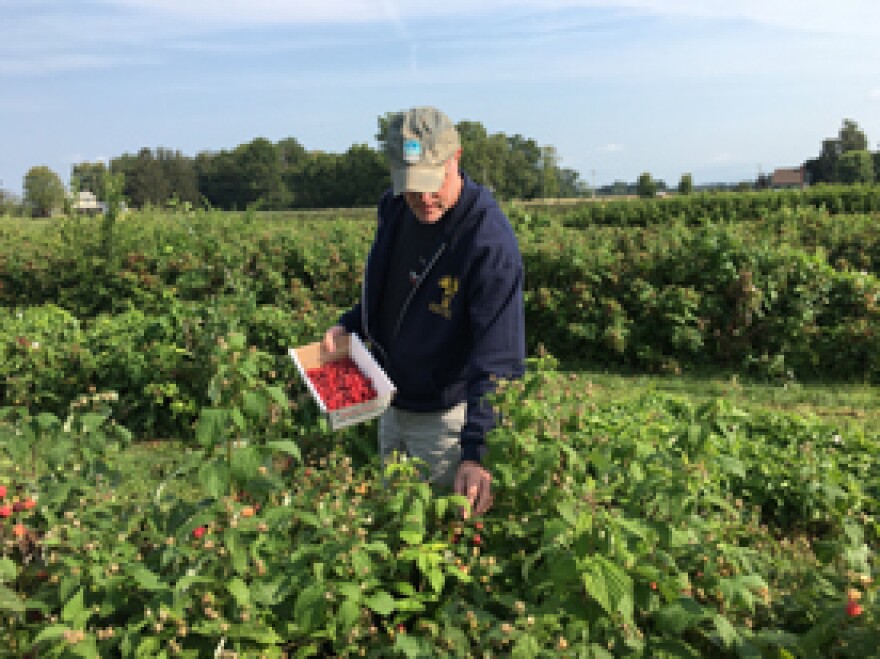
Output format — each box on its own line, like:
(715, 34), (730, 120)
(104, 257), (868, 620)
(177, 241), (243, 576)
(403, 139), (422, 164)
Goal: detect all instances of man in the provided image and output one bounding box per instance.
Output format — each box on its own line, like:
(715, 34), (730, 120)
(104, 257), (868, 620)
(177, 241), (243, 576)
(323, 106), (525, 517)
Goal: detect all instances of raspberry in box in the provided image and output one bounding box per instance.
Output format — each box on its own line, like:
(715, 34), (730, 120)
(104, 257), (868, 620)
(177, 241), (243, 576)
(289, 333), (396, 430)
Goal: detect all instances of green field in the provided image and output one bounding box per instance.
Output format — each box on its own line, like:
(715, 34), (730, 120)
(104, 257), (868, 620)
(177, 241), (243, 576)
(1, 195), (878, 656)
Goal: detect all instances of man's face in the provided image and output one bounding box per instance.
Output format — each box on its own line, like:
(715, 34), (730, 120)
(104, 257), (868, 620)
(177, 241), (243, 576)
(403, 150), (463, 223)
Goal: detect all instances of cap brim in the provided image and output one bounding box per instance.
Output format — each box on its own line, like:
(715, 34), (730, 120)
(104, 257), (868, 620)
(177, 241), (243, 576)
(391, 165), (446, 196)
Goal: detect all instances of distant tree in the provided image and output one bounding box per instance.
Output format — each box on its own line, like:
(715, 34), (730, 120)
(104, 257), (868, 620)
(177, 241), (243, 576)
(0, 188), (22, 216)
(286, 152), (339, 209)
(112, 148), (169, 208)
(805, 119), (870, 184)
(609, 181), (630, 196)
(839, 119), (868, 153)
(677, 173), (693, 195)
(456, 121), (504, 192)
(336, 144), (390, 206)
(502, 134), (543, 200)
(277, 137), (308, 171)
(636, 172), (657, 198)
(804, 138), (838, 185)
(234, 138), (286, 209)
(156, 148), (199, 206)
(71, 161), (108, 199)
(557, 167), (588, 197)
(539, 146), (560, 198)
(23, 165), (65, 217)
(835, 150), (875, 184)
(111, 148), (198, 208)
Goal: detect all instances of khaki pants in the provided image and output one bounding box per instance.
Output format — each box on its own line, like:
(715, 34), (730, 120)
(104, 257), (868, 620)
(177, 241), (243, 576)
(378, 403), (466, 488)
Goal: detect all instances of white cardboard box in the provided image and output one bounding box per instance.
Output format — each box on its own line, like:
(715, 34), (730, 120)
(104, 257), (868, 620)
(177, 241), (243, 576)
(289, 333), (396, 430)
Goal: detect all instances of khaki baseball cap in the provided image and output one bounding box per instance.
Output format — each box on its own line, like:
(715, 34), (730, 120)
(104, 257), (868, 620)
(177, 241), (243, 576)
(385, 107), (461, 195)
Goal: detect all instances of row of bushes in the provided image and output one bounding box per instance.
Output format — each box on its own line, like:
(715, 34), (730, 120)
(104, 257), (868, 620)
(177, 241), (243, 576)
(522, 217), (880, 380)
(2, 206), (879, 441)
(551, 184), (880, 227)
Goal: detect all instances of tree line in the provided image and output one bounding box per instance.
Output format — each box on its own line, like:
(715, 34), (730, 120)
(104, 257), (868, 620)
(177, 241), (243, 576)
(9, 116), (588, 217)
(603, 119), (879, 199)
(6, 118), (878, 218)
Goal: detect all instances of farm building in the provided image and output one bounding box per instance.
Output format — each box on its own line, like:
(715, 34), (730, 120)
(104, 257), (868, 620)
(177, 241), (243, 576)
(770, 167), (807, 189)
(72, 190), (105, 214)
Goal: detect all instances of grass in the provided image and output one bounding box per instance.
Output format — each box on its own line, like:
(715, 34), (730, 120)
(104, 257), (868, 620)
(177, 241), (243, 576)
(552, 368), (880, 436)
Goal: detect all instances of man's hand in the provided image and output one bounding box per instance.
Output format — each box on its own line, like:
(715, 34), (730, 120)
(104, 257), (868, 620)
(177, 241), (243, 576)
(454, 460), (493, 518)
(322, 325), (346, 353)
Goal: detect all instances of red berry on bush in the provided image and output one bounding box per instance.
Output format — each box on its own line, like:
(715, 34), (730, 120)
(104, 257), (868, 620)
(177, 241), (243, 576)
(0, 485), (6, 498)
(473, 534), (482, 546)
(0, 505), (11, 518)
(192, 526), (207, 539)
(846, 600), (863, 617)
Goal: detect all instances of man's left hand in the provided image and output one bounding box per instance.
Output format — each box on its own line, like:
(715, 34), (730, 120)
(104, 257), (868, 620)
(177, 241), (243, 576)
(454, 461), (493, 518)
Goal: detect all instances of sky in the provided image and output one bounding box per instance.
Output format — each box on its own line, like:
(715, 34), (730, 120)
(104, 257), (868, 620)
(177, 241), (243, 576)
(2, 0), (880, 197)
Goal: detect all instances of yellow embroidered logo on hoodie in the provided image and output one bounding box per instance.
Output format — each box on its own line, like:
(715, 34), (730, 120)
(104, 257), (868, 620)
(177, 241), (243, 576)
(429, 276), (459, 319)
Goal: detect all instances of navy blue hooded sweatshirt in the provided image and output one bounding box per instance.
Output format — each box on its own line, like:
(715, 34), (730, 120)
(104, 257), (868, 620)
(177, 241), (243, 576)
(337, 172), (526, 463)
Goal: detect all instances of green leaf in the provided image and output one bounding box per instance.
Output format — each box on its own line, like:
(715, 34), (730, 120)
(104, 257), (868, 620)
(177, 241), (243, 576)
(227, 577), (251, 608)
(336, 597), (360, 635)
(581, 555), (633, 621)
(557, 499), (578, 525)
(196, 407), (227, 447)
(716, 455), (746, 478)
(713, 613), (739, 648)
(512, 634), (541, 658)
(129, 566), (163, 591)
(266, 440), (302, 463)
(0, 558), (17, 583)
(428, 567), (445, 594)
(266, 385), (289, 408)
(395, 634), (433, 658)
(656, 598), (707, 634)
(243, 390), (268, 418)
(61, 587), (85, 624)
(78, 412), (108, 434)
(231, 407), (247, 432)
(400, 498), (425, 545)
(198, 460), (230, 499)
(364, 590), (397, 616)
(35, 412), (62, 431)
(230, 444), (261, 480)
(0, 584), (25, 613)
(293, 584), (326, 633)
(225, 621), (282, 644)
(225, 531), (248, 576)
(32, 624), (70, 645)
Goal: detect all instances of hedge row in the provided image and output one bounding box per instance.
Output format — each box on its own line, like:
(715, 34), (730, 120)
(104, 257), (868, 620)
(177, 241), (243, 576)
(549, 184), (880, 227)
(2, 205), (879, 441)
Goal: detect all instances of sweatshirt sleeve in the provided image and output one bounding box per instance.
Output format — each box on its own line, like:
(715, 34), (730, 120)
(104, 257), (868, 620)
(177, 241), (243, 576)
(459, 219), (526, 463)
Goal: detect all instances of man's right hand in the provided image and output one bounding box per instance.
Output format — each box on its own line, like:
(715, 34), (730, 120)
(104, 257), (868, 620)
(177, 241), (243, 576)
(323, 325), (346, 353)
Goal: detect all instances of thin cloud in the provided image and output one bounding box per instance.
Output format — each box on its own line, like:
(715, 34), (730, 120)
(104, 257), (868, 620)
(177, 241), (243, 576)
(0, 54), (117, 76)
(599, 143), (624, 153)
(105, 0), (880, 36)
(870, 88), (880, 101)
(708, 152), (735, 164)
